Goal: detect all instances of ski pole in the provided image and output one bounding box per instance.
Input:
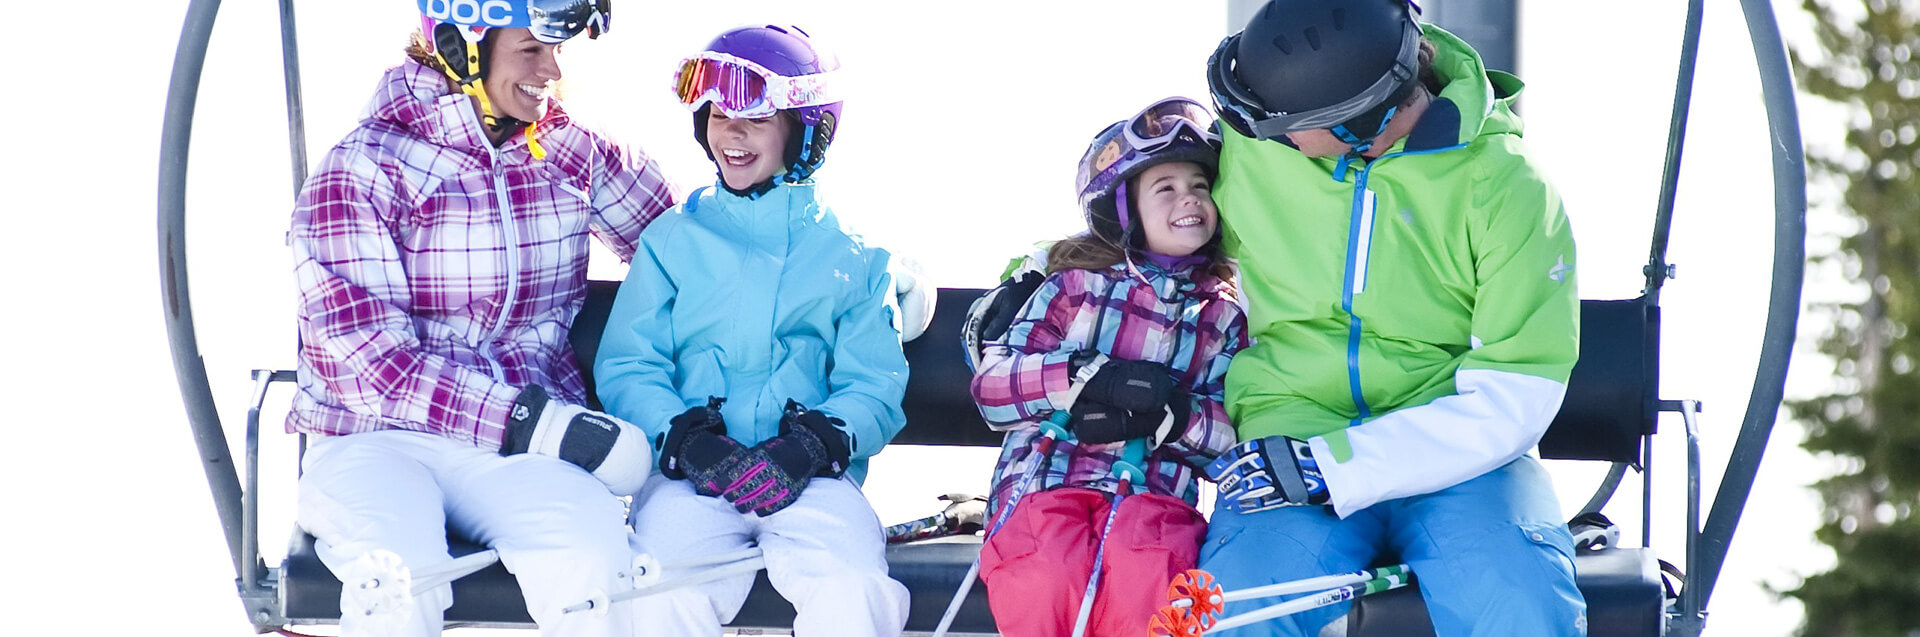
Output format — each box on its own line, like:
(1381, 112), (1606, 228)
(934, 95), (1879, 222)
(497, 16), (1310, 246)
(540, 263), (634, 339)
(351, 549), (500, 598)
(884, 510), (952, 544)
(886, 493), (988, 544)
(1149, 565), (1415, 636)
(563, 547), (767, 615)
(344, 549), (501, 619)
(1169, 565), (1405, 608)
(405, 549), (500, 592)
(931, 412), (1071, 637)
(1068, 437), (1149, 637)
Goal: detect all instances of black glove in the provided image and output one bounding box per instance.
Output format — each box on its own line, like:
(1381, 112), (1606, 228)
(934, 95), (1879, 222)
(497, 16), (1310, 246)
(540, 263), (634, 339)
(659, 397), (731, 480)
(978, 271), (1046, 344)
(778, 400), (853, 477)
(1068, 391), (1191, 446)
(963, 270), (1047, 370)
(1077, 358), (1177, 413)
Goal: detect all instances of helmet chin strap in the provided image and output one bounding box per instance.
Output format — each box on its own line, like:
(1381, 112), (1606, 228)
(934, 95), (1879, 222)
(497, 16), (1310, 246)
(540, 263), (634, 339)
(1328, 103), (1400, 181)
(437, 36), (537, 148)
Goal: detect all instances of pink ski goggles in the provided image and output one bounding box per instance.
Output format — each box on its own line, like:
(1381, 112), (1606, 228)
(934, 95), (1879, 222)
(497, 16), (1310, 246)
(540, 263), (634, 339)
(671, 52), (840, 118)
(1124, 97), (1220, 153)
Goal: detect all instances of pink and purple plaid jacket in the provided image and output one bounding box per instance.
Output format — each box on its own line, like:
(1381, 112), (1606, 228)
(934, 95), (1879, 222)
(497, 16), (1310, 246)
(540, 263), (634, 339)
(972, 262), (1249, 511)
(287, 61), (676, 449)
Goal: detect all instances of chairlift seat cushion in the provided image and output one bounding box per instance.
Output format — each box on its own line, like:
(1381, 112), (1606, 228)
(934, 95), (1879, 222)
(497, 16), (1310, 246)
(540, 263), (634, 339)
(1350, 547), (1666, 637)
(281, 531), (997, 632)
(285, 531), (1660, 635)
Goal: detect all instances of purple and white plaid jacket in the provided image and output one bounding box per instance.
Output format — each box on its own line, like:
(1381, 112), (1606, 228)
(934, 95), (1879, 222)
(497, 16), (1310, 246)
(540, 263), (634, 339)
(287, 61), (676, 449)
(972, 262), (1249, 511)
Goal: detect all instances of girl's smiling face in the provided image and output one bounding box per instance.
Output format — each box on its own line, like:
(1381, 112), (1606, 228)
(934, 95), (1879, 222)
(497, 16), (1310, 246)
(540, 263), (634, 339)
(707, 108), (792, 191)
(1131, 161), (1217, 256)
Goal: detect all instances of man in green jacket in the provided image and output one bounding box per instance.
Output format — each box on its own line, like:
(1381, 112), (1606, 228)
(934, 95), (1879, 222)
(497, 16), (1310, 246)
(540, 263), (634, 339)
(1197, 1), (1586, 634)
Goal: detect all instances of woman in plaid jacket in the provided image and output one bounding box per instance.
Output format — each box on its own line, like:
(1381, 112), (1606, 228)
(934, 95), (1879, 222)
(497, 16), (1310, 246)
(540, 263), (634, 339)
(285, 4), (675, 636)
(969, 98), (1249, 637)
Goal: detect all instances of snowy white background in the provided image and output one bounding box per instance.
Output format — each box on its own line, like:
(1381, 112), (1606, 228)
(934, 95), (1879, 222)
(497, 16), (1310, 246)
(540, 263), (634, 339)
(0, 0), (1853, 634)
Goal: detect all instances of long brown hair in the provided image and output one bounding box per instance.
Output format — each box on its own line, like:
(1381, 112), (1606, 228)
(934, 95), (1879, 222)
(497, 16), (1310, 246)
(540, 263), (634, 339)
(404, 32), (446, 74)
(1046, 169), (1239, 298)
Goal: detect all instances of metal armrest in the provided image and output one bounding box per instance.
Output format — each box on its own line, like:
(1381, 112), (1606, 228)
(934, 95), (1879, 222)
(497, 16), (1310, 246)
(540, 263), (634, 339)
(241, 368), (298, 628)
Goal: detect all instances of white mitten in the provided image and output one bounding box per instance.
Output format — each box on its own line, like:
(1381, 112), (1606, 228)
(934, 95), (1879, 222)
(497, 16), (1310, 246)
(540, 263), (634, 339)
(892, 259), (936, 342)
(504, 386), (652, 496)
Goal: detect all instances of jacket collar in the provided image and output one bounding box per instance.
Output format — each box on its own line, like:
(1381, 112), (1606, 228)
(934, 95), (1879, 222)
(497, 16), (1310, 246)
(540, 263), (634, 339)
(365, 61), (573, 154)
(1105, 258), (1216, 301)
(1396, 23), (1524, 153)
(703, 179), (826, 225)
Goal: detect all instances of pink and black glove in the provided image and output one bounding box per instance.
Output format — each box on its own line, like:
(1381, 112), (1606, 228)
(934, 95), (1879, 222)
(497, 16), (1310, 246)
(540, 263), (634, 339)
(708, 401), (853, 516)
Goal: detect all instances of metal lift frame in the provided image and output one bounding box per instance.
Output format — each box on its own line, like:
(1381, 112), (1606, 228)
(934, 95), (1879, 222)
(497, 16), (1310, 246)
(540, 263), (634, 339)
(159, 1), (1805, 633)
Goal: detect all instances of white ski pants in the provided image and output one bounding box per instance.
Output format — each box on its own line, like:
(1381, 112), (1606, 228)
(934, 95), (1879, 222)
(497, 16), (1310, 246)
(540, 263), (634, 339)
(626, 477), (909, 637)
(297, 430), (638, 637)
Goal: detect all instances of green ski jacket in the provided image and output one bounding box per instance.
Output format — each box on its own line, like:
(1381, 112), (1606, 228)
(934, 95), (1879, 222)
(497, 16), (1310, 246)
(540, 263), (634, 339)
(1215, 25), (1579, 517)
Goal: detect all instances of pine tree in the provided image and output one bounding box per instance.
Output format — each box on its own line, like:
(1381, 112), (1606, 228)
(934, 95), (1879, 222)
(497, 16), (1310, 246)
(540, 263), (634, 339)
(1784, 1), (1920, 634)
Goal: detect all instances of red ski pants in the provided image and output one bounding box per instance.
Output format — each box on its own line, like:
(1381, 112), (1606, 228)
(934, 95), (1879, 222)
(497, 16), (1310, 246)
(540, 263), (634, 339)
(980, 488), (1207, 637)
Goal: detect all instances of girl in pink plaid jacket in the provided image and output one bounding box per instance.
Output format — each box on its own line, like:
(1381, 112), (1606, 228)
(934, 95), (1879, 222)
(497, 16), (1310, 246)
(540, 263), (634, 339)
(968, 98), (1249, 637)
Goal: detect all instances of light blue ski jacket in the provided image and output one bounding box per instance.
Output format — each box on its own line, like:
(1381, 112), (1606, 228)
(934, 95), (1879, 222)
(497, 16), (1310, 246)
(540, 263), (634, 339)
(593, 181), (907, 484)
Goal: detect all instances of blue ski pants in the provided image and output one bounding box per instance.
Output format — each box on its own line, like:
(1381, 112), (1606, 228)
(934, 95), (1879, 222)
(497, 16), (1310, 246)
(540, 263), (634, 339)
(1198, 456), (1586, 637)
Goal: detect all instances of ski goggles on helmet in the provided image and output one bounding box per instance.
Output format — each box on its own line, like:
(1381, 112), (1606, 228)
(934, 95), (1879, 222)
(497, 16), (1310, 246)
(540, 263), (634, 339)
(1206, 17), (1421, 140)
(528, 0), (610, 43)
(417, 0), (609, 43)
(672, 52), (840, 119)
(1124, 97), (1221, 153)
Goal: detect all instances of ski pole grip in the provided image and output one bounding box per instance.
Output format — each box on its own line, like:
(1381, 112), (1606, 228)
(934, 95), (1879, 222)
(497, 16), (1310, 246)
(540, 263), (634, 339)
(1038, 411), (1071, 440)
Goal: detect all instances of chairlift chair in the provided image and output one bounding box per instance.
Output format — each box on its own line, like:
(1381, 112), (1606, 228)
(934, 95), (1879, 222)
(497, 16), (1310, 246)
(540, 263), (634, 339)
(158, 0), (1805, 634)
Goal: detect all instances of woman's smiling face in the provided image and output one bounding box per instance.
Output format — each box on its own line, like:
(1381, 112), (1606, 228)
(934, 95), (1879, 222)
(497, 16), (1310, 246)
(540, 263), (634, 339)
(481, 28), (563, 124)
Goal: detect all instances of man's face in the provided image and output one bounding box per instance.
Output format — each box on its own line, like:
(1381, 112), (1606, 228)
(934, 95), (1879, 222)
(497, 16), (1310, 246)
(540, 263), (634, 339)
(1282, 129), (1353, 158)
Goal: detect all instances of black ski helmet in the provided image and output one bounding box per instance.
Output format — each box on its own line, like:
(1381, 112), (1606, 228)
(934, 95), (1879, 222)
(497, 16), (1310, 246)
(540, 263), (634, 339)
(1208, 0), (1422, 149)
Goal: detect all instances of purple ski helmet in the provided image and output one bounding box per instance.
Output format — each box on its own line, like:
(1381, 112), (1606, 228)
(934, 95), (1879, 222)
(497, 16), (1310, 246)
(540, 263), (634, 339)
(1074, 97), (1222, 250)
(680, 24), (844, 185)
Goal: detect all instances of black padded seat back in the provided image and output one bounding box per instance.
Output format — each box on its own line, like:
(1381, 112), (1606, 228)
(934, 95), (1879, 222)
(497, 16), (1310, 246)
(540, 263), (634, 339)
(574, 286), (1661, 460)
(1538, 298), (1660, 463)
(896, 288), (1003, 446)
(570, 283), (1005, 446)
(570, 280), (621, 411)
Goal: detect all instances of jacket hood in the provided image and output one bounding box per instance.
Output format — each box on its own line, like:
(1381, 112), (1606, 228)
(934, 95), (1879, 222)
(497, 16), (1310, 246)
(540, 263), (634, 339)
(1399, 23), (1526, 152)
(363, 61), (572, 153)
